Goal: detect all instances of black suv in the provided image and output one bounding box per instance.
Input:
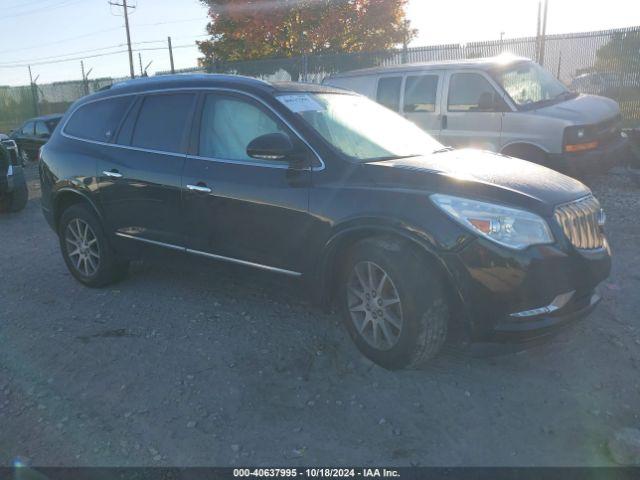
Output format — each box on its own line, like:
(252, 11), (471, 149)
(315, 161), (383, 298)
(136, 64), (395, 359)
(11, 114), (63, 162)
(40, 75), (611, 369)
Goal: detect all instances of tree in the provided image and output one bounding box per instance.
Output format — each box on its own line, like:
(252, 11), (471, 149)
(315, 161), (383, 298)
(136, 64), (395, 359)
(594, 30), (640, 75)
(197, 0), (415, 79)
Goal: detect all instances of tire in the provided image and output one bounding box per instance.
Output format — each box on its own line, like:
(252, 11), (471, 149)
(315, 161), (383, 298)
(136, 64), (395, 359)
(503, 145), (548, 167)
(6, 181), (28, 212)
(58, 204), (129, 287)
(340, 237), (449, 370)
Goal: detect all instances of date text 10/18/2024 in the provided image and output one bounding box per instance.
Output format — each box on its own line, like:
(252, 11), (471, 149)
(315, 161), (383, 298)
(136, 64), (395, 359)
(233, 469), (401, 478)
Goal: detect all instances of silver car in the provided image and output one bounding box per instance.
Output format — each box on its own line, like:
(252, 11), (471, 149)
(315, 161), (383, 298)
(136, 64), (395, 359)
(323, 56), (629, 172)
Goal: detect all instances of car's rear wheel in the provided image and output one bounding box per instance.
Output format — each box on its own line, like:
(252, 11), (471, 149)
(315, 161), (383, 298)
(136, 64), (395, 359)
(340, 237), (449, 370)
(5, 181), (28, 212)
(59, 204), (128, 287)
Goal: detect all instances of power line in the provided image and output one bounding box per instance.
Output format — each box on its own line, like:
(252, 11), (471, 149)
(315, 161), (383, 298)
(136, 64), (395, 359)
(0, 34), (208, 65)
(2, 0), (86, 20)
(3, 0), (68, 13)
(0, 44), (197, 69)
(0, 26), (126, 56)
(0, 45), (128, 66)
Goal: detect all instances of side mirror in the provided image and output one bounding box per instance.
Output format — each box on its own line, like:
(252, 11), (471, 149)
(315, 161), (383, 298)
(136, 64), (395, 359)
(246, 132), (294, 161)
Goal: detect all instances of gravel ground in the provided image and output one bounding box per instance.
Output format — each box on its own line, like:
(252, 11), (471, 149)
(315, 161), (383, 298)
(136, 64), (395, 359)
(1, 164), (639, 467)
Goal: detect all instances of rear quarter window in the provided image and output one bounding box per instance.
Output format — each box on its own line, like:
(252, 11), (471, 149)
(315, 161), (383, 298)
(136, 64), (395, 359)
(64, 97), (132, 142)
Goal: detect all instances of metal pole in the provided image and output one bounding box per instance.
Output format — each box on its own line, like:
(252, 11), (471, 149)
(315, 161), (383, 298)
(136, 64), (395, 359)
(536, 1), (541, 63)
(123, 0), (135, 78)
(28, 65), (39, 117)
(168, 36), (175, 74)
(81, 61), (89, 96)
(139, 52), (143, 77)
(539, 0), (549, 66)
(556, 51), (562, 79)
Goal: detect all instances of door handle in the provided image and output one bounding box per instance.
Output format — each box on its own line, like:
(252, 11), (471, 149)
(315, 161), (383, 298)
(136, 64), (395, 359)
(441, 115), (448, 130)
(187, 183), (212, 194)
(103, 170), (123, 178)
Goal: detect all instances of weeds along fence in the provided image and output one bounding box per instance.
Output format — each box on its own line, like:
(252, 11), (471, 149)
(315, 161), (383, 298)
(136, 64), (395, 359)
(1, 25), (639, 132)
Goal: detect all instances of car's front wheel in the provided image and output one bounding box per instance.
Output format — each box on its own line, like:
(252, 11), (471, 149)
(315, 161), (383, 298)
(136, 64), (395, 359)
(59, 204), (128, 287)
(340, 238), (449, 370)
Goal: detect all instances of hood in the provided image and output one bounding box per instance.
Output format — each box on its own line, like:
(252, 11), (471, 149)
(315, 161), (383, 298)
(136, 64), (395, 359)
(365, 149), (591, 215)
(533, 94), (620, 124)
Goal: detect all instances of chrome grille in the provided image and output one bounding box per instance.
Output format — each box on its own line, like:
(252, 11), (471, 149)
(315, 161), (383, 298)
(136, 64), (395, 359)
(554, 195), (604, 250)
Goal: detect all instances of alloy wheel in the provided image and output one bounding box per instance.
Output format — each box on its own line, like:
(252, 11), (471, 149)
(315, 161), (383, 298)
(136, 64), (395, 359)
(65, 218), (101, 277)
(346, 261), (403, 351)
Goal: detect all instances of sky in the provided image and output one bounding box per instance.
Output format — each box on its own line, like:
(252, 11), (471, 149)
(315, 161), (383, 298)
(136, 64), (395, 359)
(0, 0), (638, 87)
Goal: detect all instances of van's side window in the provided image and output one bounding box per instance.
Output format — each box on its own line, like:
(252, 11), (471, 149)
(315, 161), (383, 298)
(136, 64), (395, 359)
(65, 97), (132, 142)
(376, 77), (402, 112)
(448, 73), (505, 112)
(131, 93), (195, 153)
(404, 75), (438, 113)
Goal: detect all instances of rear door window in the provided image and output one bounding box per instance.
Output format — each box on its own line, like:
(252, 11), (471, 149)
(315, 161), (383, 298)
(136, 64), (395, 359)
(404, 75), (439, 112)
(65, 97), (132, 142)
(131, 93), (196, 154)
(376, 77), (402, 112)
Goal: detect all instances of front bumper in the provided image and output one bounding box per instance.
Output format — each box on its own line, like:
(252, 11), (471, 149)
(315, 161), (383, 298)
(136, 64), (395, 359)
(443, 235), (611, 342)
(491, 289), (601, 341)
(550, 135), (631, 173)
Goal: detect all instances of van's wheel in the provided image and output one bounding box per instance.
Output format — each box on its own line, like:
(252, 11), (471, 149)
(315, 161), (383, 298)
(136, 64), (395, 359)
(340, 238), (448, 370)
(58, 204), (129, 287)
(502, 144), (548, 167)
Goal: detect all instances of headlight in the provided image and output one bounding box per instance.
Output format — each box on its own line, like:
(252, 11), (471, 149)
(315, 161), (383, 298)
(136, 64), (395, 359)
(564, 125), (599, 152)
(431, 194), (554, 250)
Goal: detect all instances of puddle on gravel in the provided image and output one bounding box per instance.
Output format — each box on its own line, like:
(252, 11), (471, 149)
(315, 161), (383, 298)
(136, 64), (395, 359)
(76, 328), (138, 343)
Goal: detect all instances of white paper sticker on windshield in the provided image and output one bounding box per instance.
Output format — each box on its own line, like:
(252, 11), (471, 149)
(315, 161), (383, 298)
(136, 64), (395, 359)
(277, 94), (324, 113)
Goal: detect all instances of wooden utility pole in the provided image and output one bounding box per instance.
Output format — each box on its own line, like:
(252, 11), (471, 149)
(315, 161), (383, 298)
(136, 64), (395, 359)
(109, 0), (136, 78)
(139, 52), (144, 77)
(168, 36), (175, 74)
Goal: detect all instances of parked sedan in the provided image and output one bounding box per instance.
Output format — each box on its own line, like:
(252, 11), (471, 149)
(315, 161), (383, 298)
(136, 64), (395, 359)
(11, 114), (63, 162)
(0, 142), (28, 213)
(39, 75), (611, 369)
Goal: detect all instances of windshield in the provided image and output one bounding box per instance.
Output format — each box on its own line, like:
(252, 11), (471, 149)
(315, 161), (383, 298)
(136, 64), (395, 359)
(277, 93), (443, 161)
(491, 61), (570, 108)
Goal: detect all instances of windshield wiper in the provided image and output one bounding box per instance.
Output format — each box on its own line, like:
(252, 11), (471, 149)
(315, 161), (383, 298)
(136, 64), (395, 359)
(363, 154), (421, 162)
(432, 146), (455, 154)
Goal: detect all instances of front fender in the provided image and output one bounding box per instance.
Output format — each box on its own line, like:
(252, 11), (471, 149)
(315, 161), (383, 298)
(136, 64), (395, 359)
(309, 217), (467, 311)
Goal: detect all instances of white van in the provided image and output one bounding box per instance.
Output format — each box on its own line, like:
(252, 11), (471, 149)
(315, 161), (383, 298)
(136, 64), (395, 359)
(323, 56), (629, 172)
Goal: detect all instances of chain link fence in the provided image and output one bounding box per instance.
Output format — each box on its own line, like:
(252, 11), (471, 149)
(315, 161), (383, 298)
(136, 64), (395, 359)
(2, 26), (639, 133)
